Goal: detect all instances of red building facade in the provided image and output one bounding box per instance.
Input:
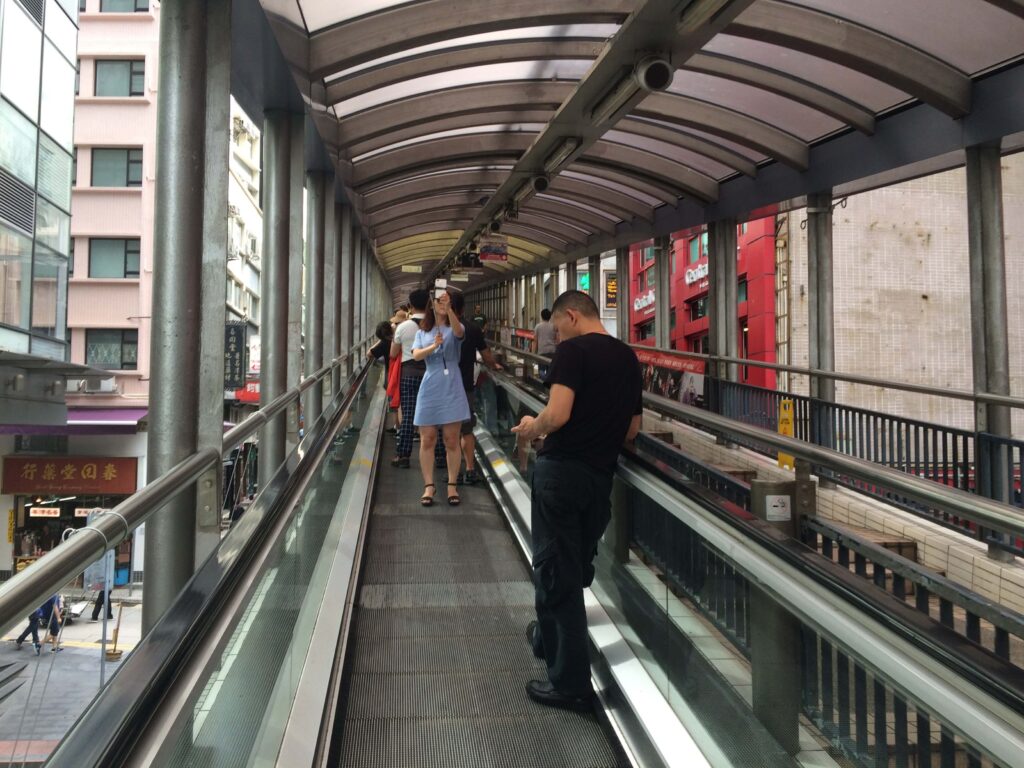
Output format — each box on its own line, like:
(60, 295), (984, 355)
(628, 217), (777, 389)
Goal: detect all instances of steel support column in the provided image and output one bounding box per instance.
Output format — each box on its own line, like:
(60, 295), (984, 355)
(257, 112), (292, 495)
(616, 246), (629, 341)
(654, 236), (671, 349)
(567, 260), (578, 293)
(285, 114), (304, 451)
(708, 219), (738, 378)
(340, 209), (354, 373)
(807, 193), (836, 459)
(194, 0), (231, 566)
(330, 200), (343, 395)
(535, 270), (546, 320)
(550, 267), (559, 304)
(304, 171), (327, 425)
(352, 233), (363, 348)
(967, 145), (1014, 560)
(143, 0), (208, 632)
(587, 253), (601, 306)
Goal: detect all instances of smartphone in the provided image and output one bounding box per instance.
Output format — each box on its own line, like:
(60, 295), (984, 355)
(434, 278), (447, 299)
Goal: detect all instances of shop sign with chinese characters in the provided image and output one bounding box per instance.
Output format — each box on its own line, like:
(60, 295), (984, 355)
(2, 457), (138, 496)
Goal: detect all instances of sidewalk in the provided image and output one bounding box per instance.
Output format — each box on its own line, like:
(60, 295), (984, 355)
(0, 597), (143, 766)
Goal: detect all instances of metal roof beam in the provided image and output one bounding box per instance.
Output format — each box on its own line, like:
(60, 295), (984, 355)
(727, 0), (972, 118)
(326, 37), (607, 104)
(309, 0), (634, 79)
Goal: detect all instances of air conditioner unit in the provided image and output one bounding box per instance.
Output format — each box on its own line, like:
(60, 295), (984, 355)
(81, 378), (117, 394)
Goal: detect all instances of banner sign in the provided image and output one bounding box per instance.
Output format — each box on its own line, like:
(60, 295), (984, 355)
(224, 323), (247, 390)
(604, 272), (617, 310)
(233, 379), (260, 404)
(2, 456), (138, 495)
(478, 234), (508, 262)
(29, 507), (61, 518)
(634, 349), (707, 407)
(778, 399), (795, 469)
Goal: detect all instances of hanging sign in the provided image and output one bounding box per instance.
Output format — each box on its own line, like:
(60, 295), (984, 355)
(3, 457), (138, 495)
(224, 323), (247, 390)
(29, 507), (61, 518)
(478, 234), (508, 262)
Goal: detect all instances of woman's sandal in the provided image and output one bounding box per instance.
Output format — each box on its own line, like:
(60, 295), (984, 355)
(447, 483), (461, 507)
(421, 484), (436, 507)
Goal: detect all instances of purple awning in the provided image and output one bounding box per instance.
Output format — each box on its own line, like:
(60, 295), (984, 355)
(0, 408), (148, 435)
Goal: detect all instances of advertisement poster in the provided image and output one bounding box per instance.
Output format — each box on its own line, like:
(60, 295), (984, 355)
(634, 348), (706, 408)
(604, 271), (617, 310)
(478, 234), (508, 261)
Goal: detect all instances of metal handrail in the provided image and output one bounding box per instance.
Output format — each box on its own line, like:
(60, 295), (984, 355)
(627, 342), (1024, 410)
(484, 361), (1024, 539)
(0, 339), (373, 631)
(497, 326), (1024, 409)
(644, 391), (1024, 540)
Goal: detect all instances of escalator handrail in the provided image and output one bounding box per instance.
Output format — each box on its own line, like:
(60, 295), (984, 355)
(0, 341), (372, 637)
(45, 362), (375, 768)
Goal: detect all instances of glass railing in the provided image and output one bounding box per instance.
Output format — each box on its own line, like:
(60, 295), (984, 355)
(476, 374), (1024, 768)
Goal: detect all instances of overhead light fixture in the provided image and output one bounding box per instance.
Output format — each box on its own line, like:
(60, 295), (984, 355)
(678, 0), (739, 35)
(513, 174), (550, 205)
(588, 56), (674, 126)
(543, 138), (580, 174)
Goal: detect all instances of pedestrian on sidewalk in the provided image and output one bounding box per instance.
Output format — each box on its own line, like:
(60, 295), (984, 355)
(91, 588), (114, 622)
(14, 607), (43, 655)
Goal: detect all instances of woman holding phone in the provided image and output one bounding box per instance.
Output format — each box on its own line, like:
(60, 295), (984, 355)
(412, 288), (470, 506)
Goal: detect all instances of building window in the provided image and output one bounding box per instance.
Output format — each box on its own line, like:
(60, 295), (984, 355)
(86, 329), (138, 370)
(740, 222), (748, 235)
(689, 295), (708, 322)
(646, 268), (655, 289)
(89, 238), (140, 278)
(637, 320), (654, 340)
(670, 307), (676, 331)
(100, 0), (148, 11)
(642, 246), (655, 264)
(71, 147), (77, 185)
(80, 0), (87, 12)
(637, 272), (643, 294)
(94, 60), (145, 97)
(68, 239), (74, 276)
(691, 334), (709, 355)
(91, 148), (142, 187)
(738, 279), (747, 303)
(75, 59), (80, 96)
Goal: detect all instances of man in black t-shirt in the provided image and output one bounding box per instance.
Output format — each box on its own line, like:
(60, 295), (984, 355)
(512, 290), (642, 711)
(449, 291), (502, 484)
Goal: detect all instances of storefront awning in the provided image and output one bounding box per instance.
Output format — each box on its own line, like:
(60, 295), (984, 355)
(0, 408), (148, 436)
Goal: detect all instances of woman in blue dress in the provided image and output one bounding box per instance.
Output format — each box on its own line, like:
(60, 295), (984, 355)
(412, 289), (470, 506)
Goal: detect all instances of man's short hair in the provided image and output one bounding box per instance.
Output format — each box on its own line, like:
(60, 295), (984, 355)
(408, 288), (430, 311)
(551, 290), (599, 318)
(540, 308), (551, 321)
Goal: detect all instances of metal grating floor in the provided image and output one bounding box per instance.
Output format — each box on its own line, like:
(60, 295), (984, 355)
(332, 447), (629, 767)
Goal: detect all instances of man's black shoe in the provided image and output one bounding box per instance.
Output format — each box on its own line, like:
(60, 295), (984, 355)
(464, 469), (480, 485)
(390, 456), (410, 469)
(526, 620), (544, 660)
(525, 680), (594, 713)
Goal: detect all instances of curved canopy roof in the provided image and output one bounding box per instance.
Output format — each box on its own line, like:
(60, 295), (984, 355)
(259, 0), (1024, 301)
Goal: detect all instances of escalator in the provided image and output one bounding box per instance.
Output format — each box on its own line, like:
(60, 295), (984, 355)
(40, 365), (1024, 768)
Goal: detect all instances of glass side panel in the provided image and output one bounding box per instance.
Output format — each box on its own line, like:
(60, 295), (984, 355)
(40, 39), (76, 151)
(0, 0), (43, 121)
(158, 372), (381, 767)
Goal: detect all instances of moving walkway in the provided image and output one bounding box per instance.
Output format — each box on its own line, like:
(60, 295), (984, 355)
(2, 361), (1022, 767)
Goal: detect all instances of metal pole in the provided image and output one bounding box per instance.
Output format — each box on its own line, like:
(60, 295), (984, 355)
(195, 0), (231, 565)
(143, 0), (208, 633)
(550, 267), (559, 304)
(257, 111), (291, 494)
(535, 270), (545, 319)
(304, 172), (326, 425)
(722, 220), (739, 381)
(966, 145), (1013, 561)
(566, 260), (578, 293)
(807, 193), (835, 460)
(339, 205), (353, 376)
(616, 246), (629, 341)
(328, 199), (341, 397)
(588, 253), (601, 306)
(285, 114), (304, 451)
(353, 236), (363, 346)
(654, 236), (671, 348)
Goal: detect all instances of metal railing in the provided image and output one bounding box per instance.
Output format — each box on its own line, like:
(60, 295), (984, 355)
(490, 335), (1024, 552)
(0, 339), (373, 634)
